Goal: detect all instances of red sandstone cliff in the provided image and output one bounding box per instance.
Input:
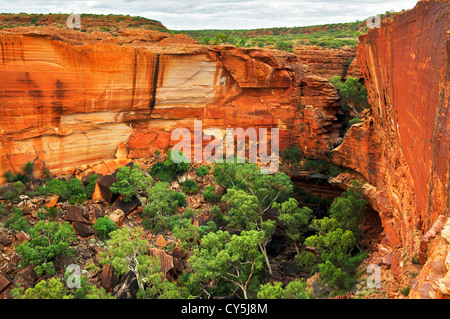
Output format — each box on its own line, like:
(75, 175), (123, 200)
(331, 0), (450, 291)
(0, 29), (307, 180)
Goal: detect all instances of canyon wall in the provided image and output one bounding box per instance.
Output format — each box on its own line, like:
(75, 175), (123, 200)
(332, 0), (450, 283)
(0, 32), (310, 179)
(0, 28), (352, 180)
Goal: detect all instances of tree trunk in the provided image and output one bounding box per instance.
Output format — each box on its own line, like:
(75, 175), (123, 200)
(259, 243), (272, 275)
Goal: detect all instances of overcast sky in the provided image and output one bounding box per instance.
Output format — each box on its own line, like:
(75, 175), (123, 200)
(2, 0), (419, 30)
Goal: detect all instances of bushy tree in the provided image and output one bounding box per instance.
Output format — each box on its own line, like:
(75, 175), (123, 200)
(92, 216), (117, 240)
(257, 279), (314, 299)
(172, 219), (217, 253)
(15, 221), (77, 275)
(111, 163), (153, 202)
(66, 178), (87, 204)
(44, 179), (69, 200)
(272, 197), (313, 253)
(330, 76), (370, 116)
(189, 230), (265, 299)
(11, 278), (69, 299)
(305, 218), (357, 268)
(143, 182), (185, 232)
(285, 279), (314, 299)
(202, 185), (221, 203)
(257, 282), (286, 299)
(214, 160), (293, 212)
(100, 227), (162, 294)
(329, 187), (367, 243)
(181, 180), (199, 195)
(12, 273), (114, 299)
(222, 189), (276, 274)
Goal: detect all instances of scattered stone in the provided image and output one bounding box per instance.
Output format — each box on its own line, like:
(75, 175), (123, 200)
(0, 272), (12, 293)
(73, 222), (95, 237)
(148, 248), (175, 278)
(15, 231), (30, 244)
(155, 234), (167, 249)
(112, 196), (141, 215)
(112, 271), (139, 299)
(92, 174), (118, 203)
(109, 209), (125, 227)
(63, 205), (91, 224)
(101, 264), (119, 290)
(46, 195), (59, 208)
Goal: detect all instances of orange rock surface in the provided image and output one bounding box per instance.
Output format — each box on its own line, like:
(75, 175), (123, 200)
(0, 28), (309, 180)
(333, 0), (450, 283)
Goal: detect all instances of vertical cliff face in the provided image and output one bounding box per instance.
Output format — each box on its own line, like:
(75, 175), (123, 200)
(332, 0), (450, 279)
(0, 33), (307, 179)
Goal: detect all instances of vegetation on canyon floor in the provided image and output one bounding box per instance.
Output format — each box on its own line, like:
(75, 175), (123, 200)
(0, 151), (377, 299)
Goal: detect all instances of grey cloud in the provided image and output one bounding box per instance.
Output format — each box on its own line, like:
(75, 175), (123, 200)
(1, 0), (418, 29)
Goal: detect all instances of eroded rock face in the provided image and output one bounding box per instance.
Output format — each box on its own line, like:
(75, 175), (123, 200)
(332, 0), (450, 282)
(295, 45), (357, 80)
(0, 33), (309, 180)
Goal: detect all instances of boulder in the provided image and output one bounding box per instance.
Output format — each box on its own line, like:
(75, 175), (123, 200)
(0, 272), (12, 293)
(92, 174), (118, 203)
(148, 248), (175, 278)
(109, 209), (125, 227)
(46, 195), (59, 208)
(101, 264), (119, 290)
(112, 271), (139, 299)
(15, 231), (30, 244)
(73, 222), (95, 237)
(63, 205), (90, 224)
(112, 196), (141, 216)
(155, 234), (168, 249)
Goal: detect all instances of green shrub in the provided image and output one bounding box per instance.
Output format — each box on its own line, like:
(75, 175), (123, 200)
(15, 221), (77, 275)
(93, 216), (117, 240)
(171, 191), (187, 207)
(3, 181), (25, 202)
(400, 286), (410, 296)
(23, 161), (34, 179)
(182, 180), (199, 195)
(330, 76), (370, 115)
(296, 251), (318, 275)
(349, 117), (363, 125)
(111, 164), (153, 202)
(4, 207), (30, 232)
(149, 151), (190, 182)
(5, 170), (15, 183)
(202, 185), (220, 203)
(196, 165), (210, 177)
(44, 179), (69, 200)
(143, 182), (186, 232)
(67, 178), (87, 204)
(149, 162), (175, 183)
